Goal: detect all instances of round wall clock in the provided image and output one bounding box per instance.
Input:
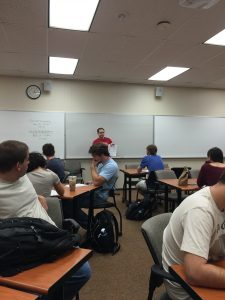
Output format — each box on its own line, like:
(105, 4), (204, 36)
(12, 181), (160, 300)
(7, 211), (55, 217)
(26, 85), (41, 100)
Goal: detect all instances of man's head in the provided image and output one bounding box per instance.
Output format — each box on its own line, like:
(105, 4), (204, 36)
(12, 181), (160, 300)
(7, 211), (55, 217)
(207, 147), (223, 163)
(0, 140), (29, 177)
(146, 144), (157, 155)
(89, 143), (110, 163)
(42, 143), (55, 157)
(97, 127), (105, 139)
(27, 152), (46, 173)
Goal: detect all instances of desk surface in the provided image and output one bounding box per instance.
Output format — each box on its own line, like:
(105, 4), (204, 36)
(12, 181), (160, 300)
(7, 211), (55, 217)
(170, 263), (225, 300)
(158, 178), (199, 191)
(0, 248), (92, 295)
(0, 286), (38, 300)
(62, 184), (99, 200)
(120, 168), (148, 176)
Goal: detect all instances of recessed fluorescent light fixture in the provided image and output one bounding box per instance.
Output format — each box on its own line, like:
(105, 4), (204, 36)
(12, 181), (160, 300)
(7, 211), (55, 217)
(204, 28), (225, 46)
(49, 57), (78, 75)
(49, 0), (100, 31)
(148, 66), (189, 81)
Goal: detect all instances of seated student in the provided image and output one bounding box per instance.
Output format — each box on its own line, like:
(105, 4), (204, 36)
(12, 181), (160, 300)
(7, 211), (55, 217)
(27, 152), (64, 197)
(73, 143), (118, 229)
(42, 143), (65, 182)
(136, 144), (164, 192)
(0, 140), (91, 300)
(162, 171), (225, 300)
(197, 147), (225, 188)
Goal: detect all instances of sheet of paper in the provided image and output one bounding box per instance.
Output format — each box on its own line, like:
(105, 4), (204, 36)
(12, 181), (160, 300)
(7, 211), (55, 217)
(109, 143), (117, 157)
(51, 190), (59, 196)
(76, 183), (88, 187)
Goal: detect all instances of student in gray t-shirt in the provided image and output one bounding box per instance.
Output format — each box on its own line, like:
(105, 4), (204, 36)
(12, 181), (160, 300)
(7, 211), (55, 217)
(27, 152), (64, 197)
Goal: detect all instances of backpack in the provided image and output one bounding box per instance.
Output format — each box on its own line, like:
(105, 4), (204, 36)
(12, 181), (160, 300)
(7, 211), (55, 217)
(91, 210), (120, 255)
(126, 197), (154, 221)
(0, 217), (79, 277)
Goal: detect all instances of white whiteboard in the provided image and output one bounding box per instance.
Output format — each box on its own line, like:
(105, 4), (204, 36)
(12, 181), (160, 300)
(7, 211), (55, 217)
(0, 111), (65, 158)
(66, 113), (153, 158)
(154, 115), (225, 158)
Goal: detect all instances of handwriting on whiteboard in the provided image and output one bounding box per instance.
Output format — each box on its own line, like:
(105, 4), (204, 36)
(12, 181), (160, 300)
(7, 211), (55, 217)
(29, 119), (54, 140)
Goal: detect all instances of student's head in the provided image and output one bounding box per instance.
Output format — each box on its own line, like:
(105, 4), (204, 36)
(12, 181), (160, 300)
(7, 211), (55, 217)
(207, 147), (223, 163)
(27, 152), (46, 173)
(89, 143), (110, 162)
(97, 127), (105, 139)
(146, 144), (157, 155)
(42, 143), (55, 157)
(0, 140), (29, 175)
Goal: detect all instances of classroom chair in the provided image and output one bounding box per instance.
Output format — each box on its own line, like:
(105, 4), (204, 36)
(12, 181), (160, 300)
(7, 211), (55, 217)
(92, 180), (122, 235)
(141, 213), (177, 300)
(46, 197), (80, 233)
(64, 160), (85, 183)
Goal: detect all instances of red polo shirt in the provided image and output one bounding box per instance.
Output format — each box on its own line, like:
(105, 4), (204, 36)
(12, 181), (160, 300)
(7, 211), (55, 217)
(92, 137), (112, 145)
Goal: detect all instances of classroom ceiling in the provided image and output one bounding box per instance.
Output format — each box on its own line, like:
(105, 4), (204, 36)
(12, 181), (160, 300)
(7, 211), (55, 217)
(1, 0), (225, 89)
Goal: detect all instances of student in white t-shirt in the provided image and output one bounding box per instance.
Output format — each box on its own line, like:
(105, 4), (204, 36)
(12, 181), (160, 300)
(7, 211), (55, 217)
(162, 171), (225, 300)
(0, 140), (91, 300)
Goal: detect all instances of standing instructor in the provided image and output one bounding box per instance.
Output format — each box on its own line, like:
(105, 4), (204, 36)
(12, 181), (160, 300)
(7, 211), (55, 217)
(92, 127), (112, 145)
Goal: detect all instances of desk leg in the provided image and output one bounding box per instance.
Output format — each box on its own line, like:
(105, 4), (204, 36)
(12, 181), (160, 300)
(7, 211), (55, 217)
(177, 190), (182, 206)
(86, 191), (94, 244)
(128, 176), (132, 205)
(122, 174), (127, 203)
(164, 184), (169, 212)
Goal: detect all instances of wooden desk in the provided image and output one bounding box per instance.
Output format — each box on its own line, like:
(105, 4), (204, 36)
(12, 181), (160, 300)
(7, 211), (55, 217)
(169, 262), (225, 300)
(120, 168), (148, 204)
(158, 178), (199, 212)
(0, 286), (38, 300)
(61, 185), (100, 241)
(0, 248), (92, 300)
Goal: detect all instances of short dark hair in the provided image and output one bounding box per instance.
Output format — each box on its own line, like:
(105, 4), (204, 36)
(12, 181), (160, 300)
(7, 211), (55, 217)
(89, 143), (110, 156)
(97, 127), (105, 133)
(207, 147), (223, 163)
(27, 152), (46, 173)
(146, 144), (157, 155)
(0, 140), (28, 172)
(42, 143), (55, 156)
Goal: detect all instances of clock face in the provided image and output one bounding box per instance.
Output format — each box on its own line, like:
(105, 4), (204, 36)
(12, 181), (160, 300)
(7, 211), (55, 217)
(26, 85), (41, 100)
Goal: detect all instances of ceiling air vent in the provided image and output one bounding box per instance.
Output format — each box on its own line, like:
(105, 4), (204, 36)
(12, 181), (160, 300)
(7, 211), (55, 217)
(179, 0), (221, 9)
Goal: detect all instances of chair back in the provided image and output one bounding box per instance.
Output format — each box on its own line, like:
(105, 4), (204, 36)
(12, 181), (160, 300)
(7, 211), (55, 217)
(155, 170), (176, 180)
(64, 159), (82, 173)
(189, 169), (200, 178)
(46, 197), (63, 228)
(141, 213), (172, 266)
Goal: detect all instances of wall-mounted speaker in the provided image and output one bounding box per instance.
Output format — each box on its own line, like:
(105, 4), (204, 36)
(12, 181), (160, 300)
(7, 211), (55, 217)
(155, 86), (164, 98)
(43, 80), (52, 92)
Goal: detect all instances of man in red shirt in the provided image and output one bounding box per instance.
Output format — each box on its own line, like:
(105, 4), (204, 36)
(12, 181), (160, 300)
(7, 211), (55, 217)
(92, 127), (112, 145)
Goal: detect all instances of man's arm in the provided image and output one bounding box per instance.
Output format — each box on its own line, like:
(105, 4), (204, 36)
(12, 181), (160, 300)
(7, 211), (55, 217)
(90, 160), (105, 186)
(137, 166), (142, 173)
(184, 252), (225, 288)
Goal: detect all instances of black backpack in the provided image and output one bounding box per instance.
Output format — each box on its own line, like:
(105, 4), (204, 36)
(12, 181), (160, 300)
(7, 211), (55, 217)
(0, 217), (79, 277)
(126, 198), (154, 221)
(91, 210), (120, 255)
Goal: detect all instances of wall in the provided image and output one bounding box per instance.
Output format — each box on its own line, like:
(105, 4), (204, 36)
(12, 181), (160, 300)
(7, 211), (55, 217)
(1, 76), (225, 187)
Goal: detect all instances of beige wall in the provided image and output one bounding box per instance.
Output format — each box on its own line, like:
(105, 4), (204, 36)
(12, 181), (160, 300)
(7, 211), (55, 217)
(1, 76), (224, 186)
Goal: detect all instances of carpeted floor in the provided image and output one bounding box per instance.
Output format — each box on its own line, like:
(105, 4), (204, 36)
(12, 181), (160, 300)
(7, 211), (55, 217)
(79, 191), (165, 300)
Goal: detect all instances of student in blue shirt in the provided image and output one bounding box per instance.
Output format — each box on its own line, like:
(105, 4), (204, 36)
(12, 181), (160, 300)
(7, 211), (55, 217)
(136, 144), (164, 192)
(73, 143), (118, 229)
